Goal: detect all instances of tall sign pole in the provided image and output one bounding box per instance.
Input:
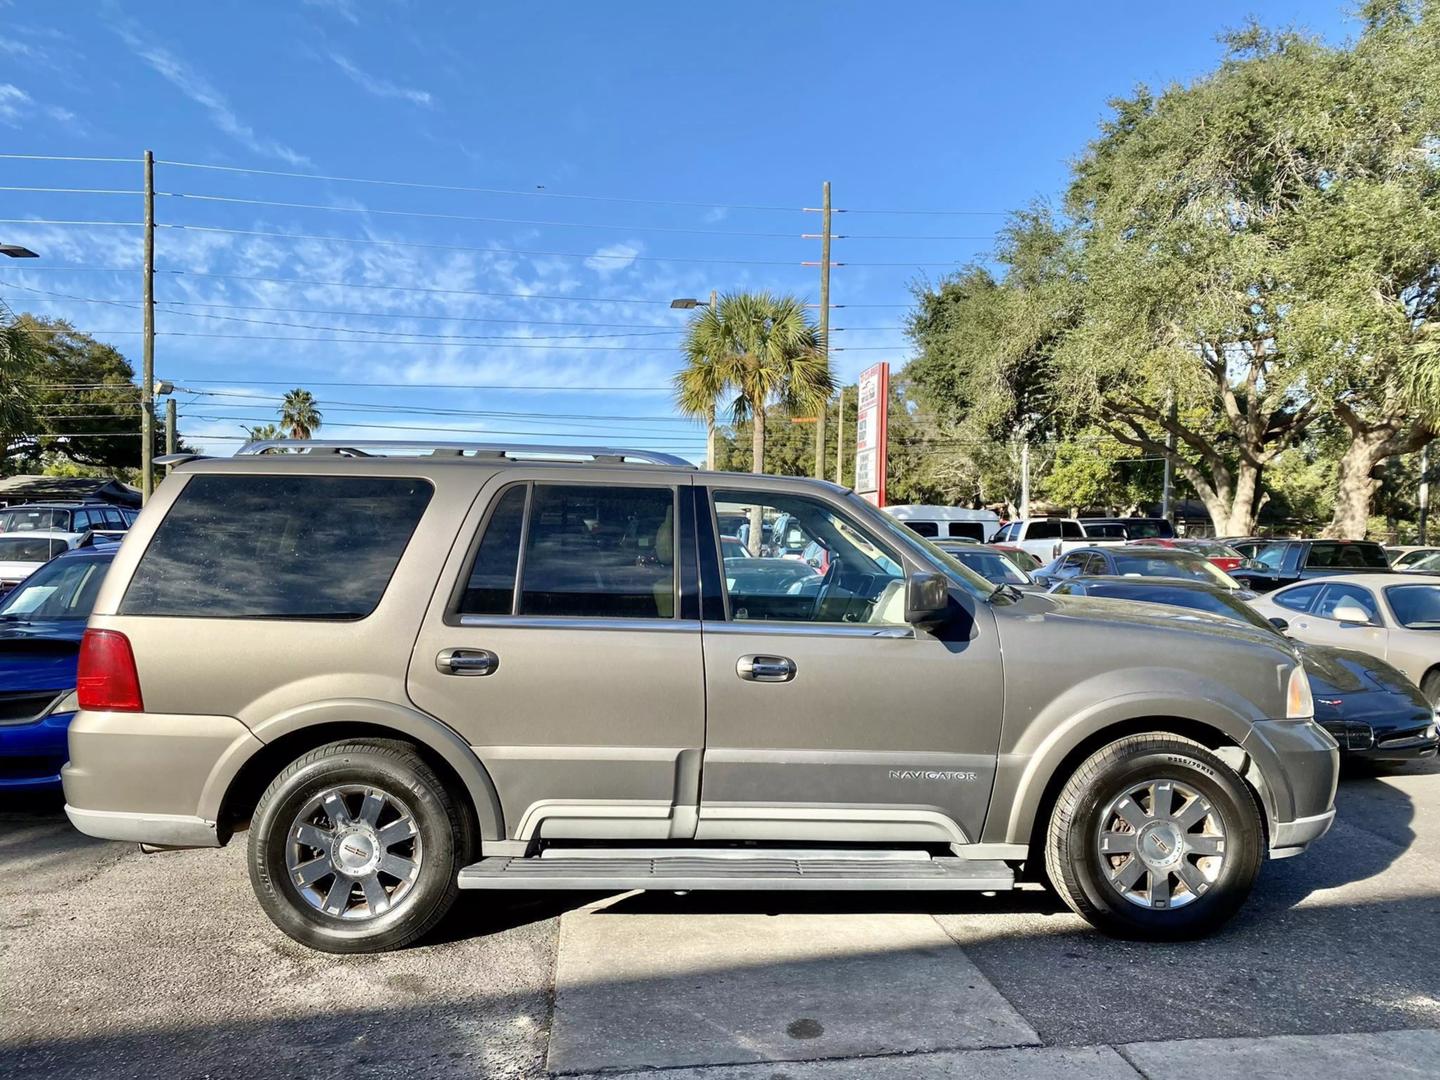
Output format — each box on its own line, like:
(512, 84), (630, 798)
(853, 362), (889, 507)
(141, 149), (156, 504)
(814, 181), (831, 481)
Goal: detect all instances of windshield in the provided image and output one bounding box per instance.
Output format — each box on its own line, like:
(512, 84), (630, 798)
(1385, 584), (1440, 629)
(0, 553), (110, 618)
(1091, 583), (1275, 632)
(1110, 551), (1240, 589)
(0, 508), (69, 532)
(0, 536), (66, 563)
(862, 497), (993, 598)
(949, 549), (1031, 585)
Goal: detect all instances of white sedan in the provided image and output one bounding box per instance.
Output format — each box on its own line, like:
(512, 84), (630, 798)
(1249, 573), (1440, 702)
(0, 530), (104, 594)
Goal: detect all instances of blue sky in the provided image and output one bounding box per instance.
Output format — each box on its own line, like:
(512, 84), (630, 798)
(1, 1), (1352, 461)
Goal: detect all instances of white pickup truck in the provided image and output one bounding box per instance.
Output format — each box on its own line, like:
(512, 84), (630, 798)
(989, 517), (1128, 564)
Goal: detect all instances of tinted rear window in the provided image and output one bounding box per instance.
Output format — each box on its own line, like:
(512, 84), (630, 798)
(120, 474), (432, 619)
(0, 536), (65, 561)
(1306, 542), (1389, 569)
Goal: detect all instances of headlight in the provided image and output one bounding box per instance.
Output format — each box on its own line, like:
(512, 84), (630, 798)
(1286, 664), (1314, 720)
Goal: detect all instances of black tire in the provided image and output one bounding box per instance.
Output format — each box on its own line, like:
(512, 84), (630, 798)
(248, 739), (474, 953)
(1044, 733), (1263, 941)
(1421, 669), (1440, 707)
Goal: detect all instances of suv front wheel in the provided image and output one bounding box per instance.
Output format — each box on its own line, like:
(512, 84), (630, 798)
(248, 739), (474, 953)
(1045, 732), (1263, 940)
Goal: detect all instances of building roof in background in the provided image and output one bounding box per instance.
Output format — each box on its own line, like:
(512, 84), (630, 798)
(0, 475), (142, 508)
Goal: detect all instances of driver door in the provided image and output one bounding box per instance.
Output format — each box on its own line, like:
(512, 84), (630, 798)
(697, 482), (1005, 847)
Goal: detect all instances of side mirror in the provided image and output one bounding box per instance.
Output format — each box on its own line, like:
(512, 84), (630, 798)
(905, 571), (950, 628)
(1267, 616), (1289, 632)
(1331, 603), (1372, 626)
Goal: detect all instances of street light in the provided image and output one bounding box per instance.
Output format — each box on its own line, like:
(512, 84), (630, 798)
(0, 245), (39, 258)
(670, 297), (703, 309)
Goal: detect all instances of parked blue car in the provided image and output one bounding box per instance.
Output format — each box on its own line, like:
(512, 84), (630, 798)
(0, 542), (116, 792)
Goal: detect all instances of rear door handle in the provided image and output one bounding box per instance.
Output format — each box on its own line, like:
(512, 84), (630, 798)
(737, 654), (796, 683)
(437, 648), (499, 676)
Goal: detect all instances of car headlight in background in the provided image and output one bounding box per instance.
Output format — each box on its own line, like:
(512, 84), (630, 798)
(1286, 664), (1315, 720)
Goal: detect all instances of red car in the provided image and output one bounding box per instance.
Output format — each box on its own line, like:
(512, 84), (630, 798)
(1126, 537), (1246, 572)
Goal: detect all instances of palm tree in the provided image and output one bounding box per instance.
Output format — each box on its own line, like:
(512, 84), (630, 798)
(0, 311), (42, 474)
(675, 291), (832, 552)
(279, 388), (322, 439)
(675, 291), (831, 472)
(243, 422), (283, 442)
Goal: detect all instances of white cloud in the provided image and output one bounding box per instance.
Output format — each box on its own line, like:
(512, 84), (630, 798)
(111, 24), (311, 167)
(328, 52), (433, 107)
(584, 242), (641, 275)
(0, 82), (78, 128)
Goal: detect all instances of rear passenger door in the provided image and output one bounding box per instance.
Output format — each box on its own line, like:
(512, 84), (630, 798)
(406, 473), (706, 847)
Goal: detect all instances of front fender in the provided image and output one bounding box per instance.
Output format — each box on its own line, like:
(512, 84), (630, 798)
(198, 697), (505, 841)
(981, 667), (1279, 847)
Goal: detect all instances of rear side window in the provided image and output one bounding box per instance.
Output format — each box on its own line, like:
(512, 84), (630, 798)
(948, 522), (986, 541)
(120, 475), (432, 619)
(1273, 583), (1323, 613)
(458, 485), (527, 615)
(1029, 521), (1060, 540)
(519, 484), (676, 619)
(904, 521), (939, 538)
(1307, 542), (1388, 569)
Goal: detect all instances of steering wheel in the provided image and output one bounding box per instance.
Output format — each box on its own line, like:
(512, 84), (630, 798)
(808, 560), (838, 621)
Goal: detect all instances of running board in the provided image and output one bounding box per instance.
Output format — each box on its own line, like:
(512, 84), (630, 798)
(457, 853), (1014, 891)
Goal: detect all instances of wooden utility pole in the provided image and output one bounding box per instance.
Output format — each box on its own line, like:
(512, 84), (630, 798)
(141, 149), (155, 503)
(705, 290), (718, 468)
(834, 385), (845, 486)
(814, 181), (832, 480)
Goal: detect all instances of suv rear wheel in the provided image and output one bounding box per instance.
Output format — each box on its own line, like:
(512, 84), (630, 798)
(1045, 733), (1262, 940)
(248, 739), (474, 953)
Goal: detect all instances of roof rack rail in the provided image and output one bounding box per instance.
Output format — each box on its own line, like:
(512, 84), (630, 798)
(233, 439), (695, 468)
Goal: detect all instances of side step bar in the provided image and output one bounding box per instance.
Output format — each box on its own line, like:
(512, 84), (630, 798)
(457, 852), (1014, 892)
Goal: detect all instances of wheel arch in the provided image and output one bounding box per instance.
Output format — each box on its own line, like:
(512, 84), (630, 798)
(986, 696), (1276, 861)
(201, 699), (504, 843)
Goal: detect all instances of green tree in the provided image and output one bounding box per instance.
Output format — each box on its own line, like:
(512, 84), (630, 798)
(244, 422), (284, 442)
(0, 308), (42, 473)
(280, 388), (323, 439)
(675, 292), (832, 550)
(6, 315), (165, 474)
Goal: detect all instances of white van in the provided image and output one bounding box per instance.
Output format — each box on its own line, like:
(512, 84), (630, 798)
(884, 505), (1001, 543)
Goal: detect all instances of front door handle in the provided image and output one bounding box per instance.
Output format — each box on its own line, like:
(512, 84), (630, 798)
(737, 654), (796, 683)
(437, 648), (499, 676)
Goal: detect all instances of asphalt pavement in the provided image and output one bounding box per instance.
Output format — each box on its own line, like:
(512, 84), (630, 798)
(2, 757), (1438, 1079)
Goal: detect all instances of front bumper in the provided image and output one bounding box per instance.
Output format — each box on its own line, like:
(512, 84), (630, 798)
(62, 708), (261, 847)
(1242, 719), (1340, 859)
(0, 709), (73, 791)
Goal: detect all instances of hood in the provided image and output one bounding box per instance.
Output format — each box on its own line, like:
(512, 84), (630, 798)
(1298, 642), (1428, 702)
(1013, 590), (1298, 656)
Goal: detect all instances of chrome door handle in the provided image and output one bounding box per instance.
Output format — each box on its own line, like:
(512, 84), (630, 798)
(437, 648), (498, 676)
(737, 654), (796, 683)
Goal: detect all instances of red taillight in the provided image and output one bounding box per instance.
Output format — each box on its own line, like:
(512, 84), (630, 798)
(77, 629), (144, 712)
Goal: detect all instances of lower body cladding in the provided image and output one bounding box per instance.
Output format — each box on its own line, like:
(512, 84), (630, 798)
(61, 710), (1340, 871)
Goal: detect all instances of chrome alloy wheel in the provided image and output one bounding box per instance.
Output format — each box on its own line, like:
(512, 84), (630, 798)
(285, 785), (422, 920)
(1096, 778), (1227, 910)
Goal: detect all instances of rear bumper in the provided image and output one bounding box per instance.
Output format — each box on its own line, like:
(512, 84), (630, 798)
(0, 709), (72, 791)
(61, 709), (261, 847)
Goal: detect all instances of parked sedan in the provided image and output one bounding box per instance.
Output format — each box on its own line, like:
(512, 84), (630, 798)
(1034, 544), (1250, 593)
(1387, 546), (1440, 569)
(1126, 537), (1247, 571)
(1249, 574), (1440, 703)
(1051, 576), (1438, 763)
(0, 531), (103, 595)
(0, 543), (116, 791)
(933, 541), (1040, 590)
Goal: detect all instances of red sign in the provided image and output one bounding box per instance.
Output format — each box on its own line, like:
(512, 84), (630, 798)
(854, 362), (889, 506)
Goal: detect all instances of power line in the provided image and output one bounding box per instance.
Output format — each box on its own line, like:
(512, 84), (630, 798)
(156, 158), (804, 213)
(0, 218), (143, 227)
(0, 154), (142, 163)
(0, 187), (145, 196)
(161, 192), (804, 239)
(164, 222), (968, 268)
